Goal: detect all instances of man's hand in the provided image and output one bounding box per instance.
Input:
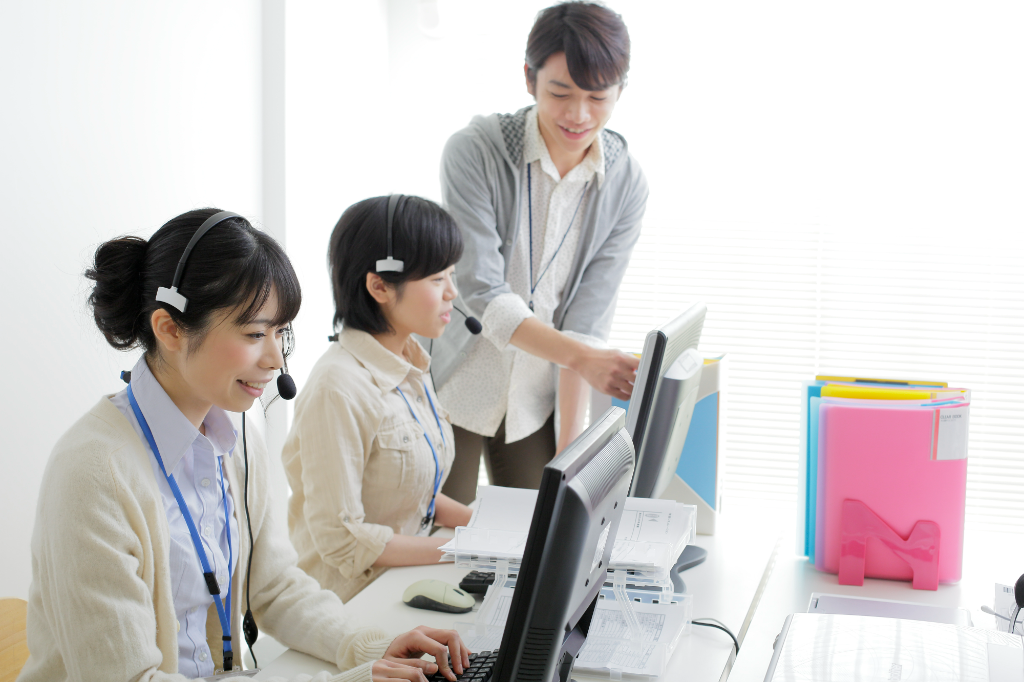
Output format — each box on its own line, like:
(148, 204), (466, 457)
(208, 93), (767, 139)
(384, 626), (471, 682)
(575, 347), (639, 400)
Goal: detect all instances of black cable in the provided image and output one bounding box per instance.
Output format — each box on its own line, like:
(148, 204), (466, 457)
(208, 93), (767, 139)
(1012, 605), (1022, 635)
(242, 413), (258, 668)
(692, 618), (739, 654)
(428, 339), (436, 391)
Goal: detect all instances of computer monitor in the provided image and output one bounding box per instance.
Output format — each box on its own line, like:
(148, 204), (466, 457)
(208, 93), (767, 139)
(492, 407), (634, 682)
(626, 302), (707, 499)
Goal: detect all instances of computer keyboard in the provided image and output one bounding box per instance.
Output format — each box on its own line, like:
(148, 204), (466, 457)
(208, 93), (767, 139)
(429, 649), (500, 682)
(458, 570), (495, 594)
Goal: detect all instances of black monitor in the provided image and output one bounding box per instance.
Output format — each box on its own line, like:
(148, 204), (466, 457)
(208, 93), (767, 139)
(492, 407), (634, 682)
(627, 303), (707, 499)
(624, 303), (708, 586)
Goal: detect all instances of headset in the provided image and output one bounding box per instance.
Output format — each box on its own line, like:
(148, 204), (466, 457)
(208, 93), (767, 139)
(328, 194), (482, 342)
(124, 210), (295, 669)
(379, 194), (481, 333)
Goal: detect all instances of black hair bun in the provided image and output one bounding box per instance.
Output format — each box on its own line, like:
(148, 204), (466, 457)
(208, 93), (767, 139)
(85, 236), (149, 350)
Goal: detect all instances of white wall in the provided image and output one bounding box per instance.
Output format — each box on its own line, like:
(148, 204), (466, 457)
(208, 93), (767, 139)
(282, 0), (547, 391)
(282, 1), (391, 391)
(0, 2), (264, 599)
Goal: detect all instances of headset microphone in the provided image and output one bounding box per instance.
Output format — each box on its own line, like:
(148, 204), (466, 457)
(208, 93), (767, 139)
(276, 325), (297, 400)
(453, 305), (482, 335)
(277, 365), (297, 400)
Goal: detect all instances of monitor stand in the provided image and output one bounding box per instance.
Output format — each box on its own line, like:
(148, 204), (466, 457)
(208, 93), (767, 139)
(669, 545), (708, 594)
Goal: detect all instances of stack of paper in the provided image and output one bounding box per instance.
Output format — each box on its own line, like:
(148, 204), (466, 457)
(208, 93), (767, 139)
(457, 585), (691, 677)
(797, 376), (970, 585)
(440, 487), (695, 577)
(448, 487), (696, 679)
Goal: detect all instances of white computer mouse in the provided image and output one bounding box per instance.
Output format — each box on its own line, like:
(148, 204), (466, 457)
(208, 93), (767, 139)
(402, 579), (475, 614)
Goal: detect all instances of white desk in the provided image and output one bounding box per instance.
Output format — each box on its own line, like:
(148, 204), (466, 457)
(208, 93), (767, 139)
(727, 522), (1024, 682)
(256, 511), (780, 682)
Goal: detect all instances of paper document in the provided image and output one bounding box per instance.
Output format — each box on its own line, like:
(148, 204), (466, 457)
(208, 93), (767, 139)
(458, 586), (686, 677)
(576, 598), (686, 676)
(441, 487), (694, 574)
(611, 497), (691, 569)
(468, 486), (536, 533)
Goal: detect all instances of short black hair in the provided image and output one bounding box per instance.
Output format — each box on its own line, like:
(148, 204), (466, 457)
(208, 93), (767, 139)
(526, 2), (631, 91)
(329, 195), (464, 336)
(86, 208), (301, 353)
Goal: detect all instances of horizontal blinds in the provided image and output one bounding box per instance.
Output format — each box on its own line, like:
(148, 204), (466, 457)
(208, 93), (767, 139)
(608, 223), (1024, 531)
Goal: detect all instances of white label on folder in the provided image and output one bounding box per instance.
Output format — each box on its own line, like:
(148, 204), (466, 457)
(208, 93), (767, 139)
(935, 405), (969, 460)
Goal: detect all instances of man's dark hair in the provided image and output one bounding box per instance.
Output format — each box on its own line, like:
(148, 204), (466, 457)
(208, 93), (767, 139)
(329, 195), (464, 336)
(526, 2), (630, 91)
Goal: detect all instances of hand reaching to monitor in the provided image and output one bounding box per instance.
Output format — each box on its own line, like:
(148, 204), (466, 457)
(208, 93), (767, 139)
(576, 347), (638, 400)
(381, 626), (471, 681)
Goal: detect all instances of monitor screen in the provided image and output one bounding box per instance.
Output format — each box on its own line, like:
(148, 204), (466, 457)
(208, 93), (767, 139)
(626, 303), (707, 499)
(491, 407), (634, 682)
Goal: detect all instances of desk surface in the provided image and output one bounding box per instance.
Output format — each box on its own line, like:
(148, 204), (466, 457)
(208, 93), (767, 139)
(256, 512), (780, 682)
(727, 522), (1024, 682)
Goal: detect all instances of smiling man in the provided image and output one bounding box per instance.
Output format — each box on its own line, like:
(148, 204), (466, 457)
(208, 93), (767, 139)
(432, 2), (650, 504)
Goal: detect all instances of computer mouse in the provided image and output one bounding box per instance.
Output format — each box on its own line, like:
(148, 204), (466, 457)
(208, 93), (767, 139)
(402, 579), (475, 614)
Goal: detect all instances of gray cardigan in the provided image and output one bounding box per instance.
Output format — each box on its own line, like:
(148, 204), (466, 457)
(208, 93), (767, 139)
(431, 105), (649, 389)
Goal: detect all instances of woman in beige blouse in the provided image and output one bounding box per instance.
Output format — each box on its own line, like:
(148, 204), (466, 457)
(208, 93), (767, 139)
(283, 195), (474, 602)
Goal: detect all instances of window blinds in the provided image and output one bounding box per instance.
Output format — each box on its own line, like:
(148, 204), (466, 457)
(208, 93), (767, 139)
(607, 223), (1024, 532)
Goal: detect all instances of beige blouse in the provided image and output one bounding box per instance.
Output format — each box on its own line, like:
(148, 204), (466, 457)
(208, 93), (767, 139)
(283, 328), (456, 602)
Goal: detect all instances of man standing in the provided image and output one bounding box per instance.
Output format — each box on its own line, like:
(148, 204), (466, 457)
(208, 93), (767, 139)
(434, 2), (648, 503)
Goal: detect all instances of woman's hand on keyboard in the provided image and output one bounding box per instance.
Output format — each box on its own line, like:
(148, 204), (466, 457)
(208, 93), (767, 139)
(384, 626), (472, 681)
(373, 658), (436, 682)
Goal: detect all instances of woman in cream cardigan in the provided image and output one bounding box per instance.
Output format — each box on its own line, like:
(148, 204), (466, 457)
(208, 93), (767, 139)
(283, 196), (474, 603)
(18, 209), (469, 682)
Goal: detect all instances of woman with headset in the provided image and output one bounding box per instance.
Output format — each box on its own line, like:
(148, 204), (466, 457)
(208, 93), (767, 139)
(19, 208), (469, 682)
(283, 196), (473, 604)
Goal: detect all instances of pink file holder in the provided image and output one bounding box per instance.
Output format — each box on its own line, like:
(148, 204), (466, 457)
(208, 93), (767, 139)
(815, 399), (967, 584)
(838, 499), (941, 590)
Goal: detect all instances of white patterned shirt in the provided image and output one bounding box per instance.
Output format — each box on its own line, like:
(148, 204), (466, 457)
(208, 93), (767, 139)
(440, 107), (606, 443)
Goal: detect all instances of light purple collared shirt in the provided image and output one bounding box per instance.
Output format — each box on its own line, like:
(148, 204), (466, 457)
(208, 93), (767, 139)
(110, 356), (239, 679)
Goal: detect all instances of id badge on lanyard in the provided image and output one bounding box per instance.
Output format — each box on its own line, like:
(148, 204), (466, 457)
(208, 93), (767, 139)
(396, 385), (446, 536)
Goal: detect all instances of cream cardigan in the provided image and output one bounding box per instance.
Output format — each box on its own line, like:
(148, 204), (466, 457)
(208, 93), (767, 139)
(18, 397), (394, 682)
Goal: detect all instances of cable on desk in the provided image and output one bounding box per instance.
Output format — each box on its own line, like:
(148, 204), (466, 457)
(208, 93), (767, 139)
(692, 618), (739, 654)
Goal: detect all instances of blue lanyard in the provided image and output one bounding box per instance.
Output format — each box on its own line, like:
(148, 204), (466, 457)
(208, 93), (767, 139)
(126, 384), (234, 666)
(395, 384), (446, 522)
(526, 163), (589, 311)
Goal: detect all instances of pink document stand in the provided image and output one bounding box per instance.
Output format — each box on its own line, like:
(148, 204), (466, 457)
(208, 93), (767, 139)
(838, 499), (941, 590)
(816, 402), (966, 584)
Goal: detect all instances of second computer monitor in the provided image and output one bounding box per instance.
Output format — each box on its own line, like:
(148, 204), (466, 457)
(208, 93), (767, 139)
(626, 302), (707, 499)
(492, 407), (634, 682)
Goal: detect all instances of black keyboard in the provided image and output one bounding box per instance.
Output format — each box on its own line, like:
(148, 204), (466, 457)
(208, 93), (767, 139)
(430, 649), (500, 682)
(459, 570), (495, 594)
